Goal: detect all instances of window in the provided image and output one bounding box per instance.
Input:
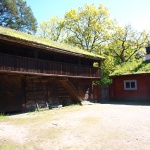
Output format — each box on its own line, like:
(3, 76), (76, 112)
(124, 80), (137, 90)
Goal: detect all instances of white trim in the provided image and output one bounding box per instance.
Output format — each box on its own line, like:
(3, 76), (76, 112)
(124, 80), (137, 90)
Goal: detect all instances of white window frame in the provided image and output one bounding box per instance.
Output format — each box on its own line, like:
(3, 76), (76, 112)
(124, 80), (137, 90)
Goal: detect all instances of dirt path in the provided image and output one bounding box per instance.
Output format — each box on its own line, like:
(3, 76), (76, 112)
(0, 103), (150, 150)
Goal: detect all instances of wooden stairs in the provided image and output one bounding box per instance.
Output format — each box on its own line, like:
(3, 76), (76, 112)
(59, 79), (83, 103)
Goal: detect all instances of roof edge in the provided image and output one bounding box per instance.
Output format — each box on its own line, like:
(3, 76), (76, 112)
(0, 27), (105, 60)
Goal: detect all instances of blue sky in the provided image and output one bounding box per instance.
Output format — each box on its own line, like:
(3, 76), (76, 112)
(26, 0), (150, 31)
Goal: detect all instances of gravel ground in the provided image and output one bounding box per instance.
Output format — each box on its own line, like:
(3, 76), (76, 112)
(0, 102), (150, 150)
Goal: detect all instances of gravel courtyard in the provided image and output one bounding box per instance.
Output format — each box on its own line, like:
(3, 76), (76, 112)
(0, 102), (150, 150)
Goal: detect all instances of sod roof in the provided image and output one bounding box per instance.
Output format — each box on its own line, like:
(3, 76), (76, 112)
(110, 60), (150, 76)
(0, 27), (104, 60)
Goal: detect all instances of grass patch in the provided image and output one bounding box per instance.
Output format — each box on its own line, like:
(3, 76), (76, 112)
(0, 113), (8, 121)
(0, 140), (21, 150)
(0, 140), (42, 150)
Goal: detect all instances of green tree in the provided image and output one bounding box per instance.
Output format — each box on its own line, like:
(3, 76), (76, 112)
(100, 56), (115, 85)
(0, 0), (37, 33)
(107, 25), (149, 65)
(0, 0), (17, 26)
(100, 25), (150, 84)
(39, 17), (66, 42)
(64, 4), (115, 53)
(38, 4), (116, 85)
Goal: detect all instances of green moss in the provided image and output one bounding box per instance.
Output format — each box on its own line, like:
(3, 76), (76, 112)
(0, 27), (104, 59)
(110, 61), (150, 76)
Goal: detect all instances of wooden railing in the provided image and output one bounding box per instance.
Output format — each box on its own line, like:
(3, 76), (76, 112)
(0, 54), (100, 78)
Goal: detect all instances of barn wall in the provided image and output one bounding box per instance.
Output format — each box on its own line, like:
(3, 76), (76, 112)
(70, 78), (93, 101)
(0, 75), (24, 113)
(0, 75), (94, 112)
(23, 77), (94, 110)
(47, 80), (59, 105)
(110, 75), (150, 101)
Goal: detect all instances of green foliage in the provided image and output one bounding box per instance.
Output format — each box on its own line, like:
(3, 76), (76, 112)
(96, 56), (114, 85)
(0, 0), (37, 33)
(99, 76), (112, 85)
(107, 25), (148, 64)
(39, 17), (66, 42)
(93, 62), (99, 67)
(38, 4), (115, 54)
(100, 25), (149, 84)
(0, 0), (17, 24)
(110, 60), (150, 76)
(64, 4), (115, 53)
(93, 76), (112, 85)
(93, 56), (114, 85)
(138, 62), (150, 72)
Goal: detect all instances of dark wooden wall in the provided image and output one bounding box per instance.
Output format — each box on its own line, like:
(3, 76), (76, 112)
(0, 75), (94, 112)
(0, 75), (24, 113)
(0, 39), (98, 67)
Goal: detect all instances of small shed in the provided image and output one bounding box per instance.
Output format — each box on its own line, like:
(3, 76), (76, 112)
(109, 45), (150, 103)
(110, 73), (150, 102)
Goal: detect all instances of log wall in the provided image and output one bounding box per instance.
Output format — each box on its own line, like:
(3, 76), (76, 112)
(0, 75), (24, 113)
(0, 75), (93, 112)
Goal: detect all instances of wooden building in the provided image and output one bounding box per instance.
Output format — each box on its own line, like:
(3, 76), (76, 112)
(109, 47), (150, 102)
(110, 73), (150, 102)
(0, 27), (104, 112)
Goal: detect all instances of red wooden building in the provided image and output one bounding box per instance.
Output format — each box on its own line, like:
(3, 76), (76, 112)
(0, 27), (104, 113)
(110, 73), (150, 102)
(109, 46), (150, 102)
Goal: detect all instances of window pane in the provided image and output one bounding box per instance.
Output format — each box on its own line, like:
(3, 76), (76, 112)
(126, 82), (130, 88)
(131, 82), (135, 88)
(124, 80), (137, 90)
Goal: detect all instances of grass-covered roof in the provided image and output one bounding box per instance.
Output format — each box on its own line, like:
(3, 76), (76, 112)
(0, 27), (104, 60)
(110, 61), (150, 76)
